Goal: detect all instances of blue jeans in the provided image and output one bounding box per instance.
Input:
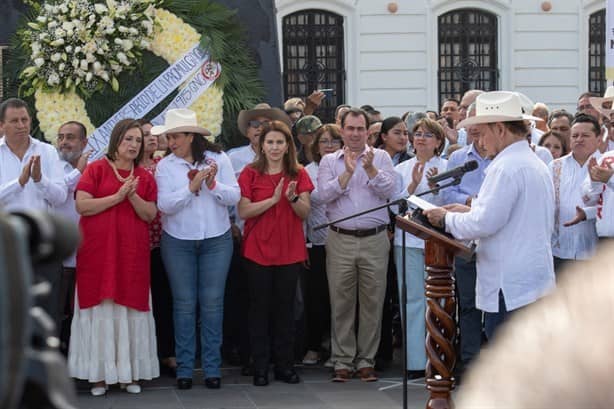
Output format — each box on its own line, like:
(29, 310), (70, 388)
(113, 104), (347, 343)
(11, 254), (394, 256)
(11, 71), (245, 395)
(394, 246), (427, 371)
(161, 229), (233, 379)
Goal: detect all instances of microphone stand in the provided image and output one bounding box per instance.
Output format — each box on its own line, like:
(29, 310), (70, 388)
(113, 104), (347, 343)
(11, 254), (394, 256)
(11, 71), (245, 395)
(314, 176), (461, 409)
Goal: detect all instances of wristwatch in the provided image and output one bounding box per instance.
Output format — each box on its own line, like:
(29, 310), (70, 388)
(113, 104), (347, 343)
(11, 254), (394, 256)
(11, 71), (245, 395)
(290, 195), (299, 203)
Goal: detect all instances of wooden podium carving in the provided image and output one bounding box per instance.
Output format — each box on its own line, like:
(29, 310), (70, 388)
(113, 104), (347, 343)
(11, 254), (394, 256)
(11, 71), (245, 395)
(396, 213), (473, 409)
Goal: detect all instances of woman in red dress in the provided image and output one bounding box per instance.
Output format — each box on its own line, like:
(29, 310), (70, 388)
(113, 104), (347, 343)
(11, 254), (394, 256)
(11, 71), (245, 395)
(238, 120), (313, 386)
(68, 119), (159, 396)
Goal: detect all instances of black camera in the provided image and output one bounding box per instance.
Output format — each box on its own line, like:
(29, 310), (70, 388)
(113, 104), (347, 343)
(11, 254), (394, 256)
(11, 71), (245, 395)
(0, 211), (80, 409)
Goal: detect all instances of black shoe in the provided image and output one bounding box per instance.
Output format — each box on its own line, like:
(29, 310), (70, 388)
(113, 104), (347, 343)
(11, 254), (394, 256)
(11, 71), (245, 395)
(177, 378), (192, 390)
(253, 371), (269, 386)
(274, 368), (300, 384)
(241, 365), (253, 376)
(204, 377), (221, 389)
(406, 370), (425, 380)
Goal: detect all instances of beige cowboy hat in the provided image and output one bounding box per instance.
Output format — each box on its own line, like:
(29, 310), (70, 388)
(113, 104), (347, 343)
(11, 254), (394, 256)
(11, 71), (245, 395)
(150, 108), (211, 136)
(457, 91), (543, 128)
(237, 103), (292, 135)
(589, 86), (614, 116)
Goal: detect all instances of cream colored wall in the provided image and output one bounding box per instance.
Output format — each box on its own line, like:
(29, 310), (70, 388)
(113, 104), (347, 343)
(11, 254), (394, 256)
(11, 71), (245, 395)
(275, 0), (606, 117)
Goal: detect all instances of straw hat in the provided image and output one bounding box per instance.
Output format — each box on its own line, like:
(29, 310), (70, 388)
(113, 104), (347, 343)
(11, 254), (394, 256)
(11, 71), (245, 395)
(237, 103), (291, 135)
(457, 91), (543, 128)
(150, 108), (211, 136)
(589, 86), (614, 116)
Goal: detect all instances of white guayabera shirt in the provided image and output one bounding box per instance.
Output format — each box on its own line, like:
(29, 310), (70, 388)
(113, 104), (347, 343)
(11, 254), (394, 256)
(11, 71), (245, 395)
(444, 141), (556, 313)
(0, 136), (67, 212)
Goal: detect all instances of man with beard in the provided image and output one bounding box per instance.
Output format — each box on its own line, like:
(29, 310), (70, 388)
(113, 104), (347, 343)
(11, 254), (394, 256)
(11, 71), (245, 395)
(53, 120), (90, 353)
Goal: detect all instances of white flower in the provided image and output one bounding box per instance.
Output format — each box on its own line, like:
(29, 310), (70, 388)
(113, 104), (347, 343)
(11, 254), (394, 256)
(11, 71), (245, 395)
(48, 21), (58, 29)
(61, 21), (74, 31)
(66, 45), (73, 53)
(85, 72), (93, 82)
(58, 63), (66, 71)
(94, 4), (108, 14)
(129, 27), (138, 35)
(117, 52), (129, 65)
(47, 72), (60, 86)
(59, 4), (68, 13)
(72, 58), (79, 68)
(74, 46), (81, 53)
(34, 58), (45, 67)
(50, 38), (65, 46)
(54, 28), (66, 38)
(99, 71), (110, 81)
(122, 39), (133, 51)
(36, 16), (47, 23)
(93, 61), (102, 72)
(80, 59), (88, 70)
(118, 26), (129, 33)
(50, 53), (61, 62)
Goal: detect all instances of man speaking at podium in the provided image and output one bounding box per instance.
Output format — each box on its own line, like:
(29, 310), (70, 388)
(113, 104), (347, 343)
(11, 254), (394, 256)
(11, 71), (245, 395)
(424, 91), (556, 340)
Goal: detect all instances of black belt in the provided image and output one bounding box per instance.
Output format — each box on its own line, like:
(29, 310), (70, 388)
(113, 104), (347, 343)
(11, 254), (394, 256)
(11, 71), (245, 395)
(329, 224), (387, 238)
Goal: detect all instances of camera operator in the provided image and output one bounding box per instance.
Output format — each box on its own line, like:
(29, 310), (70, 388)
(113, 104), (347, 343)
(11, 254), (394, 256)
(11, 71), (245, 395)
(0, 98), (68, 329)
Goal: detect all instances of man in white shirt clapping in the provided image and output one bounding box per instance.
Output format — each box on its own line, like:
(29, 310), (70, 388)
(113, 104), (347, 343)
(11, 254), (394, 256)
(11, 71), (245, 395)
(549, 114), (601, 275)
(424, 91), (556, 339)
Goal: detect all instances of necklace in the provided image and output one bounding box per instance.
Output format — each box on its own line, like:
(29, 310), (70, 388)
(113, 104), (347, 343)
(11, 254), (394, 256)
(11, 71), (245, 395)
(105, 156), (134, 182)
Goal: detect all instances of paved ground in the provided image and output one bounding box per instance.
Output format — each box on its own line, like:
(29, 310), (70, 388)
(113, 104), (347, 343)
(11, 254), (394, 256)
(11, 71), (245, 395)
(75, 363), (433, 409)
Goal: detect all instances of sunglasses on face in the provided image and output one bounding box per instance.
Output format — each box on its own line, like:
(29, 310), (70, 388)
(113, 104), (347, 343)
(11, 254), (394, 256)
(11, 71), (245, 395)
(248, 120), (270, 129)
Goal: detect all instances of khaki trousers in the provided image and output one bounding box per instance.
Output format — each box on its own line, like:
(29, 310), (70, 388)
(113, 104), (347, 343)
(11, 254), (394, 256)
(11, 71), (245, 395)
(326, 229), (390, 371)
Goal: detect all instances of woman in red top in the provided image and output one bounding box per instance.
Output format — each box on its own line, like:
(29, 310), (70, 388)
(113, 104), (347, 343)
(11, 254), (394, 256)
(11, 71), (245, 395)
(238, 120), (313, 386)
(68, 119), (159, 396)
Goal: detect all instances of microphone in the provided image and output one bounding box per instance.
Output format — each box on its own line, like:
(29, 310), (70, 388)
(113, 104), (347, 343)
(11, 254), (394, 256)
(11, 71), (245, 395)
(427, 160), (478, 185)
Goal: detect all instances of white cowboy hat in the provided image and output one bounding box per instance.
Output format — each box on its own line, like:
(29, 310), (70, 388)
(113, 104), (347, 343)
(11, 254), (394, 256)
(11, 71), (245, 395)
(457, 91), (544, 128)
(589, 86), (614, 116)
(150, 108), (211, 136)
(237, 103), (292, 136)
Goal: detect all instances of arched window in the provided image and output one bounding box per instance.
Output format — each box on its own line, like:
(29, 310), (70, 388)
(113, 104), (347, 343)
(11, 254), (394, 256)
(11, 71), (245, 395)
(438, 8), (499, 107)
(588, 9), (606, 95)
(282, 9), (345, 123)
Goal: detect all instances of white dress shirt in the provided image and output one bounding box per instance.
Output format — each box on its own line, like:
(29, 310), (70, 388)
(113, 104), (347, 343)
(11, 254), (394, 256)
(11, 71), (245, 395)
(227, 144), (257, 178)
(0, 136), (67, 212)
(444, 140), (556, 313)
(393, 155), (447, 249)
(582, 150), (614, 237)
(305, 162), (328, 246)
(54, 161), (82, 267)
(156, 150), (240, 240)
(549, 152), (600, 260)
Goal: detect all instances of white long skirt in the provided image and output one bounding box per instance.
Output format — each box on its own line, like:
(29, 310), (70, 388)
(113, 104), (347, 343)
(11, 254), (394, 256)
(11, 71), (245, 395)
(68, 291), (160, 384)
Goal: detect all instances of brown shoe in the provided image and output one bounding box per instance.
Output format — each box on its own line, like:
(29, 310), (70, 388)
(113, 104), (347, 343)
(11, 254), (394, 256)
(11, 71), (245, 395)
(357, 367), (378, 382)
(331, 368), (352, 382)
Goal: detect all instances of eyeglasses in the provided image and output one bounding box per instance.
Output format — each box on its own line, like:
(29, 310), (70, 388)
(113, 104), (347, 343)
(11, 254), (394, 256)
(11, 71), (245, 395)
(248, 120), (270, 128)
(319, 139), (342, 146)
(413, 132), (435, 139)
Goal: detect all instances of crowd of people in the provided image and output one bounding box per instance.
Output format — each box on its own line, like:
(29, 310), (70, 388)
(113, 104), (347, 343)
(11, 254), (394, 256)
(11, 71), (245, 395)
(1, 84), (614, 396)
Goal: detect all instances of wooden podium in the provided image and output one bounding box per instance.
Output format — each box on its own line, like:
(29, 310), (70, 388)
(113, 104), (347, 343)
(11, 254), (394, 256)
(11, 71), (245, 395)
(396, 213), (473, 409)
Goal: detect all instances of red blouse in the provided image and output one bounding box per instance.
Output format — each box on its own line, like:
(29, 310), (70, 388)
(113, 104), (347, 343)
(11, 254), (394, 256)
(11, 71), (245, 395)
(238, 166), (314, 266)
(75, 159), (157, 311)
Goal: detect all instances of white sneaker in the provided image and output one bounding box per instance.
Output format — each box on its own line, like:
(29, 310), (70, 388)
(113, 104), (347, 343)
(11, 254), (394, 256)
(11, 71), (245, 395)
(90, 386), (106, 397)
(302, 350), (320, 365)
(124, 383), (141, 394)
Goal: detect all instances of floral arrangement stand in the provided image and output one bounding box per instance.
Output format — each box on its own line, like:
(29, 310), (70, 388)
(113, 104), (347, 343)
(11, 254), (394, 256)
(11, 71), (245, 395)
(5, 0), (263, 148)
